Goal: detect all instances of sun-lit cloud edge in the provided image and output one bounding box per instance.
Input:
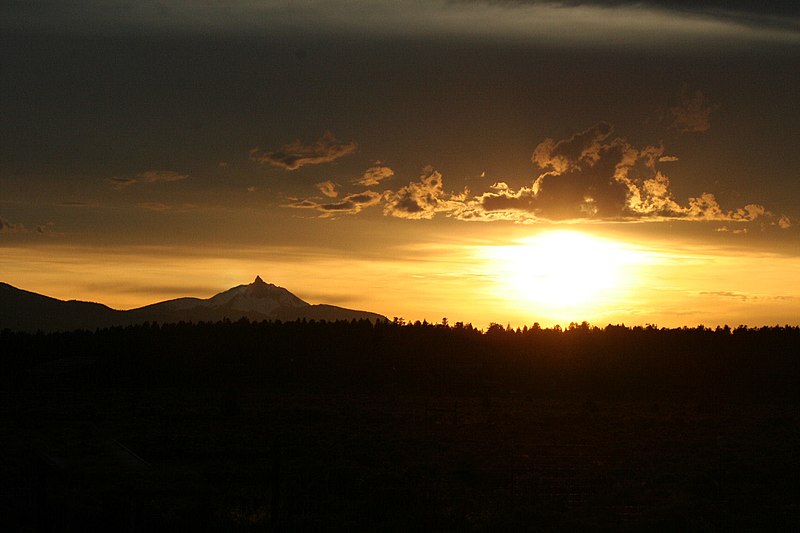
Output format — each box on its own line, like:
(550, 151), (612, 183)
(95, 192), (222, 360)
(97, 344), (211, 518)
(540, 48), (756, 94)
(282, 123), (793, 230)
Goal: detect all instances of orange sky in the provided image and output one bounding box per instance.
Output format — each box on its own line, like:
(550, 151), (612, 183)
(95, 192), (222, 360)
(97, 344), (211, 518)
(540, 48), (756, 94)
(1, 1), (799, 328)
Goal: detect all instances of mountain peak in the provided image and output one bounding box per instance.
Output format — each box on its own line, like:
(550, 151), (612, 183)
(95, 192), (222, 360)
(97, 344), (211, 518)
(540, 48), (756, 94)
(253, 275), (265, 285)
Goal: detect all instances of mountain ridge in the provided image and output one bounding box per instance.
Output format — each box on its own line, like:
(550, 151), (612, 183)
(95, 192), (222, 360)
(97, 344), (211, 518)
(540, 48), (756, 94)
(0, 277), (387, 332)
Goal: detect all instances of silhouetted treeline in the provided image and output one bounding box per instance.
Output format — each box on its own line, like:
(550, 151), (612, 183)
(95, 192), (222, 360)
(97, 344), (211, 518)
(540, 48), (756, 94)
(3, 319), (800, 532)
(3, 319), (799, 401)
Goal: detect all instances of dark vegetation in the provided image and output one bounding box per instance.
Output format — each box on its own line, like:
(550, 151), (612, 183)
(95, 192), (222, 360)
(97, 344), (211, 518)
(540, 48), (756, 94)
(2, 319), (799, 531)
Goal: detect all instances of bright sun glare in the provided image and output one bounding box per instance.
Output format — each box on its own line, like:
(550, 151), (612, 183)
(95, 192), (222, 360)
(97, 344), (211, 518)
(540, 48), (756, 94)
(481, 230), (649, 319)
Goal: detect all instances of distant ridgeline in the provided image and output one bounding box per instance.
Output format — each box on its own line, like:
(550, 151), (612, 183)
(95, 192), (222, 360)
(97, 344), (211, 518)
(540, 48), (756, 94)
(3, 319), (799, 401)
(0, 277), (387, 332)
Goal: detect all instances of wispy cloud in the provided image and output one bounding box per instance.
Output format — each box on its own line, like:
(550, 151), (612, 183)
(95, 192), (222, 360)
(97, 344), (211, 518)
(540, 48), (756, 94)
(58, 201), (94, 207)
(285, 190), (382, 217)
(109, 170), (189, 189)
(138, 202), (172, 212)
(250, 132), (357, 171)
(354, 165), (394, 187)
(316, 180), (339, 198)
(7, 1), (798, 47)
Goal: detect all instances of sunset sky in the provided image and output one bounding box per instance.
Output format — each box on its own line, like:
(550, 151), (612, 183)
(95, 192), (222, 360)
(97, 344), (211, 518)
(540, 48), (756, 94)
(2, 1), (799, 328)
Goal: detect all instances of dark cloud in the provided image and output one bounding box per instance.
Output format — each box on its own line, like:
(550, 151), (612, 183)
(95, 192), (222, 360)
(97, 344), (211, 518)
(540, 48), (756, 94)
(463, 123), (789, 225)
(529, 124), (631, 220)
(250, 132), (357, 171)
(0, 216), (25, 234)
(58, 201), (93, 207)
(505, 1), (800, 22)
(532, 121), (613, 173)
(109, 170), (189, 189)
(670, 88), (717, 133)
(138, 202), (172, 211)
(285, 191), (382, 217)
(36, 222), (57, 236)
(5, 1), (797, 49)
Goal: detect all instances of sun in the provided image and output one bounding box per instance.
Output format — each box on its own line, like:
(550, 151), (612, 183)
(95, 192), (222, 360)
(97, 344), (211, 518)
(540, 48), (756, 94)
(479, 230), (648, 319)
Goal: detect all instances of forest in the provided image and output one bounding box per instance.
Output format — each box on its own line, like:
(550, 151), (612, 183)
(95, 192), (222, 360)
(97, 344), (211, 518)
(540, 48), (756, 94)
(2, 319), (799, 531)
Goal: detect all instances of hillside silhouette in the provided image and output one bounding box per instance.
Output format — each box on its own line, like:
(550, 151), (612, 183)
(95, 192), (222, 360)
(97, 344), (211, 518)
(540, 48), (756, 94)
(0, 277), (387, 332)
(2, 319), (799, 531)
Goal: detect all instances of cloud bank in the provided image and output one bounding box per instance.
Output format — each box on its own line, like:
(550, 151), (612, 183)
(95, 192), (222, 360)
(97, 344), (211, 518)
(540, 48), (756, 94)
(5, 1), (798, 48)
(282, 123), (791, 229)
(463, 123), (781, 224)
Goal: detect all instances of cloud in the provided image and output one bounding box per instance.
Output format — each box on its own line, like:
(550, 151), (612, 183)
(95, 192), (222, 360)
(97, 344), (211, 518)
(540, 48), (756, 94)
(36, 222), (58, 236)
(0, 216), (25, 234)
(460, 122), (783, 224)
(138, 202), (172, 211)
(278, 123), (789, 228)
(3, 218), (62, 237)
(532, 121), (613, 172)
(316, 180), (339, 198)
(383, 167), (466, 220)
(249, 132), (357, 171)
(8, 1), (799, 48)
(354, 165), (395, 186)
(109, 170), (189, 189)
(285, 191), (382, 217)
(699, 290), (750, 301)
(670, 88), (718, 133)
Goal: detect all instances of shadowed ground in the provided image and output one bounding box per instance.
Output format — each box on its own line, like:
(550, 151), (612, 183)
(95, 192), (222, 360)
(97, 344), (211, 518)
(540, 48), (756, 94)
(2, 321), (798, 531)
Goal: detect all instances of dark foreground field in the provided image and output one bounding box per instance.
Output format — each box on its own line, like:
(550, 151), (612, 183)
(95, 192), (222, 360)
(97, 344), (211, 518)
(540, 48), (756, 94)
(2, 321), (799, 531)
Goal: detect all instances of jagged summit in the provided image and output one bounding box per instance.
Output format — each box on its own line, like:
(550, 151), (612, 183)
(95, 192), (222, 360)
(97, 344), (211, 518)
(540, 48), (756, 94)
(239, 277), (307, 309)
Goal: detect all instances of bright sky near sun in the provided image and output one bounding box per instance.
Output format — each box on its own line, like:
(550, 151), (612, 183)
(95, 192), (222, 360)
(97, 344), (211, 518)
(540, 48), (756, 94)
(1, 1), (799, 327)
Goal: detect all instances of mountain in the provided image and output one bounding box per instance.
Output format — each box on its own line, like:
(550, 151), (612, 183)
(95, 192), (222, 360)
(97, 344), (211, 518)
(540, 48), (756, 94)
(0, 277), (387, 332)
(0, 282), (125, 332)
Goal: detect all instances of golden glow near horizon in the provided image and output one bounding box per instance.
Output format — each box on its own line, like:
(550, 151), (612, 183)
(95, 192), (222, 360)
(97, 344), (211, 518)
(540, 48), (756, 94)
(478, 230), (655, 322)
(2, 230), (799, 329)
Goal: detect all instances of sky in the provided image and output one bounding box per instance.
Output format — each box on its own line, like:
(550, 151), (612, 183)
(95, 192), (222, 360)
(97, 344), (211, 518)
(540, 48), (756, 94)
(2, 0), (799, 328)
